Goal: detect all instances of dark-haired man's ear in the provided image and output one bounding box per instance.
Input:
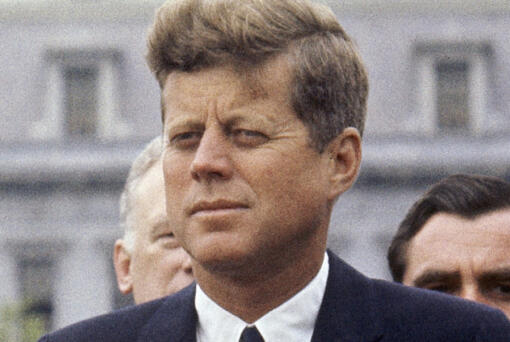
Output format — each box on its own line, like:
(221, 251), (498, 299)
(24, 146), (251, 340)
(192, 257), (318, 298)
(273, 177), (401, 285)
(325, 127), (362, 201)
(113, 239), (134, 295)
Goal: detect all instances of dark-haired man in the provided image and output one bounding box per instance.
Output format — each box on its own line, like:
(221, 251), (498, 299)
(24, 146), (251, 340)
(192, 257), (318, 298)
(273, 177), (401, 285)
(388, 174), (510, 319)
(40, 1), (510, 341)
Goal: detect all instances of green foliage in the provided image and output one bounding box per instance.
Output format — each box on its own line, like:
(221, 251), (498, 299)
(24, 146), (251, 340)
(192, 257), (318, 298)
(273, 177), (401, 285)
(0, 300), (47, 342)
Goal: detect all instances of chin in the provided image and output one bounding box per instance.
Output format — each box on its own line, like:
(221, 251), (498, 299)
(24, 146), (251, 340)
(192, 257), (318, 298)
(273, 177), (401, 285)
(193, 243), (255, 273)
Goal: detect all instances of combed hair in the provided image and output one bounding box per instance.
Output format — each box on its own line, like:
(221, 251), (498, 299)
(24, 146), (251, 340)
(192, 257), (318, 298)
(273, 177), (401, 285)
(119, 136), (163, 252)
(388, 174), (510, 282)
(146, 0), (368, 151)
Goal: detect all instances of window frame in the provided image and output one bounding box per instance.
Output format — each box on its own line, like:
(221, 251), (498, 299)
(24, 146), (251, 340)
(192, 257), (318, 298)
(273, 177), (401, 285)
(414, 42), (492, 136)
(6, 241), (67, 334)
(30, 48), (130, 141)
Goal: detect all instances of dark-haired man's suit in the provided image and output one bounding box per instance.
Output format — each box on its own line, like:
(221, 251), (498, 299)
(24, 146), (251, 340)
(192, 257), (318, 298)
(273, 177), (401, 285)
(39, 251), (510, 342)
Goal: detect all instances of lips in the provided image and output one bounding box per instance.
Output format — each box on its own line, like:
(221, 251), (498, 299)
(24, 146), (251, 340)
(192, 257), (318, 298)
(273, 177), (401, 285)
(189, 200), (249, 216)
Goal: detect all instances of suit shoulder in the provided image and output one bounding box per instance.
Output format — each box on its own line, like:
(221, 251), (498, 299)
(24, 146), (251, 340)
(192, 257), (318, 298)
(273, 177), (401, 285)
(38, 297), (166, 342)
(325, 252), (510, 340)
(369, 278), (510, 339)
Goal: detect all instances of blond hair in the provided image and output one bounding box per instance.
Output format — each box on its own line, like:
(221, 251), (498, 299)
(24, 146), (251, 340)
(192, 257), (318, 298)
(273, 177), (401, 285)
(147, 0), (368, 151)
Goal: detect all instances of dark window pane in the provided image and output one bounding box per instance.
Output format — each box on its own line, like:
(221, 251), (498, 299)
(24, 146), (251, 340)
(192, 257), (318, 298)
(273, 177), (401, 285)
(64, 66), (98, 138)
(17, 258), (54, 334)
(436, 60), (470, 131)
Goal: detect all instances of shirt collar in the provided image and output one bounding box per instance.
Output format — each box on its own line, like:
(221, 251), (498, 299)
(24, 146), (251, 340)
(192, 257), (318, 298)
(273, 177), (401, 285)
(195, 253), (329, 342)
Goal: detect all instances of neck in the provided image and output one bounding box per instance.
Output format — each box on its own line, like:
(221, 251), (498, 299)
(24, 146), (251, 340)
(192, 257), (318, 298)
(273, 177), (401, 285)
(194, 240), (327, 323)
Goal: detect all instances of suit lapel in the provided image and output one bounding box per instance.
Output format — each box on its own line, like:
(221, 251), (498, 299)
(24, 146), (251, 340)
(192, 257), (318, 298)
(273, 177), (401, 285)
(311, 251), (384, 342)
(137, 283), (198, 342)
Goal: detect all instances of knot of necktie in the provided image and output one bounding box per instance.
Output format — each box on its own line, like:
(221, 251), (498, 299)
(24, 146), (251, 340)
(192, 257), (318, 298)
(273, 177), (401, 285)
(239, 326), (265, 342)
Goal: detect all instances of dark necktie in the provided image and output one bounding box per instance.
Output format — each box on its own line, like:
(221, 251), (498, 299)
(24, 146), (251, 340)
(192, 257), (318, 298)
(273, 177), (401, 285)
(239, 326), (265, 342)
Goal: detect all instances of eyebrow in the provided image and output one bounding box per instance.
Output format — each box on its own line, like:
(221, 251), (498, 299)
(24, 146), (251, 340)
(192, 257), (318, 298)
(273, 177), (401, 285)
(411, 270), (461, 288)
(166, 107), (279, 133)
(164, 121), (204, 146)
(222, 112), (277, 129)
(166, 120), (204, 132)
(478, 267), (510, 282)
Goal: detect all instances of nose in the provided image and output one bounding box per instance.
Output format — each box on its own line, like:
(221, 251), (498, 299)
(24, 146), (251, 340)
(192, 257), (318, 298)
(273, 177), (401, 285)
(190, 128), (233, 182)
(460, 286), (489, 306)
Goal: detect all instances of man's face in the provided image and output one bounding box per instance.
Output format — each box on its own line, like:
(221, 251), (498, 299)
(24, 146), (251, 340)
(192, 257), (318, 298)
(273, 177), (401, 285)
(116, 160), (194, 304)
(161, 56), (335, 276)
(403, 209), (510, 318)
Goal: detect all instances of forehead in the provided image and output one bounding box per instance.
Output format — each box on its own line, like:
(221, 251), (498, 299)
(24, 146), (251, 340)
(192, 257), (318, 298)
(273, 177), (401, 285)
(406, 210), (510, 272)
(161, 56), (293, 123)
(130, 161), (166, 225)
(133, 160), (164, 198)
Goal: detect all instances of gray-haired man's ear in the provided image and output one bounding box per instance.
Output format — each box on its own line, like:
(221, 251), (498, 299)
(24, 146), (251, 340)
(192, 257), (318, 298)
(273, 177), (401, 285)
(113, 239), (134, 295)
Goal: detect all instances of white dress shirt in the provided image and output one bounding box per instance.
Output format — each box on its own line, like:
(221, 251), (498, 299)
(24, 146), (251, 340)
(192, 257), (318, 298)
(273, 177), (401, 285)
(195, 253), (329, 342)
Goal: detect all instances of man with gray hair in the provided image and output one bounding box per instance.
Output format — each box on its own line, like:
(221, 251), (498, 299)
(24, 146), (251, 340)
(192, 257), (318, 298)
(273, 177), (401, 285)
(113, 136), (193, 304)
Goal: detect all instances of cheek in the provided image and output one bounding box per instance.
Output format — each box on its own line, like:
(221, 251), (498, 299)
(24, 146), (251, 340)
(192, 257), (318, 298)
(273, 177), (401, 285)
(137, 252), (178, 283)
(268, 163), (323, 201)
(157, 254), (187, 283)
(163, 160), (189, 217)
(254, 169), (326, 227)
(163, 152), (189, 185)
(130, 257), (151, 285)
(131, 245), (164, 274)
(164, 172), (186, 196)
(161, 255), (182, 273)
(251, 162), (320, 212)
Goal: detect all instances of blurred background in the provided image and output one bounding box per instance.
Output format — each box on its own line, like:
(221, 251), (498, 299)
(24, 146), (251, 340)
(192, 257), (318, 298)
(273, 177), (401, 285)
(1, 0), (510, 339)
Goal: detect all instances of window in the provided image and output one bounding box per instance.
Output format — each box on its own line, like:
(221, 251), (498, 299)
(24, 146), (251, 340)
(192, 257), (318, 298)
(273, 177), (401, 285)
(436, 59), (470, 131)
(64, 65), (99, 139)
(30, 48), (130, 141)
(17, 256), (54, 335)
(414, 42), (492, 135)
(5, 242), (65, 339)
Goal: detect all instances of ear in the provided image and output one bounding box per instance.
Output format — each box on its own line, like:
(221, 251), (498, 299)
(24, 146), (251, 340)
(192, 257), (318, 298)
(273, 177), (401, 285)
(113, 239), (134, 295)
(325, 127), (362, 201)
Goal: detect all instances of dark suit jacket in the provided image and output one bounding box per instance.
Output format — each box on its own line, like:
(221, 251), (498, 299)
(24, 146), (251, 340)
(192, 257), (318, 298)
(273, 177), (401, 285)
(40, 251), (510, 341)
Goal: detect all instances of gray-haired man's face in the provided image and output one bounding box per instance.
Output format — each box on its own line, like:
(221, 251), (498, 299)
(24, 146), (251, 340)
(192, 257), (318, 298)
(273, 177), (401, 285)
(115, 160), (194, 304)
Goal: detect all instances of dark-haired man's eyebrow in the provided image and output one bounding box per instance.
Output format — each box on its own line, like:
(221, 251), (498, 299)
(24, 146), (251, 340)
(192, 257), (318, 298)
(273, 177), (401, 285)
(412, 270), (460, 288)
(479, 267), (510, 283)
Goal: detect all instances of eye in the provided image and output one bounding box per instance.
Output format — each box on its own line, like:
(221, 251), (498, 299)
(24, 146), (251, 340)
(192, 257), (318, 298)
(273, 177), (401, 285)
(499, 284), (510, 294)
(158, 232), (180, 248)
(488, 283), (510, 300)
(232, 129), (268, 147)
(170, 131), (202, 149)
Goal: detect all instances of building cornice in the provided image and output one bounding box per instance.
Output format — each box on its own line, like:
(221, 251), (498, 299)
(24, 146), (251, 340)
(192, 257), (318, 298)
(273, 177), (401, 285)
(329, 0), (510, 16)
(0, 142), (142, 185)
(1, 0), (510, 24)
(2, 136), (510, 186)
(0, 0), (164, 24)
(359, 135), (510, 185)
